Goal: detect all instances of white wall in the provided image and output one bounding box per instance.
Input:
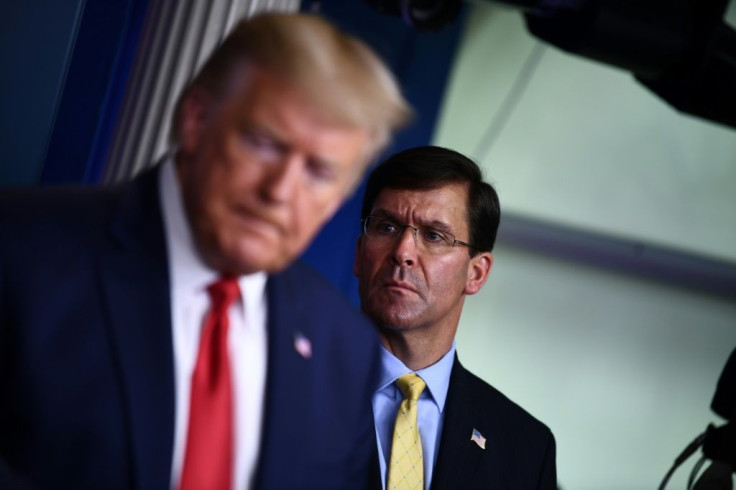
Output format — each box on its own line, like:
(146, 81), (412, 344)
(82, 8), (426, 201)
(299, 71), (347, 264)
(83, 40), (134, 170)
(458, 244), (736, 489)
(435, 4), (736, 263)
(434, 3), (736, 488)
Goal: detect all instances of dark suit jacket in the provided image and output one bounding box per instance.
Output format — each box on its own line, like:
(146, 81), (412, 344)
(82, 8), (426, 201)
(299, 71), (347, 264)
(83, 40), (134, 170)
(0, 167), (380, 490)
(430, 357), (557, 489)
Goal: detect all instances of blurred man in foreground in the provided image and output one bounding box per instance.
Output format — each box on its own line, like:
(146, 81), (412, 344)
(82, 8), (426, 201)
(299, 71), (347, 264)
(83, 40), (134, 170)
(0, 12), (410, 490)
(354, 146), (556, 489)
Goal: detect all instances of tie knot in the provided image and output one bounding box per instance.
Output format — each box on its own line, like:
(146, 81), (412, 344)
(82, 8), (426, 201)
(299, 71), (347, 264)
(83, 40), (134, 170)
(207, 277), (240, 311)
(396, 373), (426, 401)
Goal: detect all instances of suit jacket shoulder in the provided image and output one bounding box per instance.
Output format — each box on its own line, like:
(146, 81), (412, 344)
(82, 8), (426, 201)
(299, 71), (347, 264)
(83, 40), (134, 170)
(0, 167), (162, 262)
(431, 356), (557, 490)
(0, 167), (175, 490)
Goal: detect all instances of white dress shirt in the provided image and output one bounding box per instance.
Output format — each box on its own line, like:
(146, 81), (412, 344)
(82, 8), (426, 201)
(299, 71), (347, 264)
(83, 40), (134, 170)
(372, 342), (456, 490)
(159, 158), (268, 490)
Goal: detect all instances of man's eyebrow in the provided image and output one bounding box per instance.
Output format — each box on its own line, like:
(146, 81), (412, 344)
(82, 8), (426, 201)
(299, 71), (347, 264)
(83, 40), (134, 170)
(308, 154), (339, 171)
(369, 209), (396, 219)
(241, 122), (281, 141)
(370, 209), (454, 232)
(421, 219), (453, 233)
(241, 122), (341, 171)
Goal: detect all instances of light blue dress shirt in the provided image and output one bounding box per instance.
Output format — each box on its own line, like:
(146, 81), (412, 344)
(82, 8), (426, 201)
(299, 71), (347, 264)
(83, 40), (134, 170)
(372, 342), (456, 490)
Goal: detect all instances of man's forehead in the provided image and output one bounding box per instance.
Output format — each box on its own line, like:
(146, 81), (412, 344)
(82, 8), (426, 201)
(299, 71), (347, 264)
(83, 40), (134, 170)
(371, 184), (469, 223)
(225, 70), (371, 163)
(373, 183), (468, 206)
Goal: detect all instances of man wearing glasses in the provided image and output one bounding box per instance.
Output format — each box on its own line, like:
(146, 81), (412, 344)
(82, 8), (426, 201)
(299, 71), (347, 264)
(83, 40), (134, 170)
(353, 146), (557, 489)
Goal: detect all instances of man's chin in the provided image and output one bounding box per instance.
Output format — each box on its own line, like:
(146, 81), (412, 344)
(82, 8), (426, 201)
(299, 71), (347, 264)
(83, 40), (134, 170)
(368, 302), (418, 329)
(209, 240), (292, 276)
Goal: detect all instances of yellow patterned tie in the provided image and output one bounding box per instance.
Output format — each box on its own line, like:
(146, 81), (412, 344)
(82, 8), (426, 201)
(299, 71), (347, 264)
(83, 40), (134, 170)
(387, 373), (426, 490)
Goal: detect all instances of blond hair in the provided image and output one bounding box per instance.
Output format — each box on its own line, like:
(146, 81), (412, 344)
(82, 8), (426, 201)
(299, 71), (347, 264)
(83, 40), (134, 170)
(171, 12), (412, 161)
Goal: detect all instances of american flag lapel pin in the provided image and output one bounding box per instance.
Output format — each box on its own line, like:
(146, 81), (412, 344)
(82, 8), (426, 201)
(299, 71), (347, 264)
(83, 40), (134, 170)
(471, 428), (486, 449)
(293, 331), (312, 359)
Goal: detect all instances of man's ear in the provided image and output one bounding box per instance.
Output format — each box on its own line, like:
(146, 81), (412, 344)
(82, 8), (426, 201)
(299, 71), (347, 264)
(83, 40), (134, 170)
(464, 252), (493, 295)
(178, 87), (212, 154)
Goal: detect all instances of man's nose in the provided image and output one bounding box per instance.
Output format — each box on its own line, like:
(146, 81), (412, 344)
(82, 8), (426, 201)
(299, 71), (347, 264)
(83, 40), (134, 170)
(263, 154), (302, 203)
(391, 225), (418, 266)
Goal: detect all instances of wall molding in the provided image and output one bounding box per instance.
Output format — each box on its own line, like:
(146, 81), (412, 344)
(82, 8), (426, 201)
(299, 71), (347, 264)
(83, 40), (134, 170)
(498, 212), (736, 300)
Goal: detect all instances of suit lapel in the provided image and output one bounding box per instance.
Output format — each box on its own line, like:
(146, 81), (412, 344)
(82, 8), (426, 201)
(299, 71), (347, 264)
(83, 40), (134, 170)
(255, 267), (314, 487)
(99, 168), (175, 490)
(431, 357), (487, 490)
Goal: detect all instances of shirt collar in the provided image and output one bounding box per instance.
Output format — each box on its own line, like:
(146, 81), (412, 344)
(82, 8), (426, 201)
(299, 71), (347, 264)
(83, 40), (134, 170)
(375, 341), (456, 413)
(159, 156), (267, 298)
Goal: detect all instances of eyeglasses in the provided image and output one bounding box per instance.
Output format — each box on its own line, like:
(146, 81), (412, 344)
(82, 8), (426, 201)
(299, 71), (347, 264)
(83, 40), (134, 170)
(362, 215), (477, 255)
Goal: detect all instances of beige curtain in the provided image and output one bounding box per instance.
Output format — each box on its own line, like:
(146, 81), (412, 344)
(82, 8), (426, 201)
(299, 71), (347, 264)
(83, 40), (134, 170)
(103, 0), (300, 183)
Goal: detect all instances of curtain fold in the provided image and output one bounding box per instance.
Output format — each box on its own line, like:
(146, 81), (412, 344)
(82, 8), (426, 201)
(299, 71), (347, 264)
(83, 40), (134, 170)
(103, 0), (300, 183)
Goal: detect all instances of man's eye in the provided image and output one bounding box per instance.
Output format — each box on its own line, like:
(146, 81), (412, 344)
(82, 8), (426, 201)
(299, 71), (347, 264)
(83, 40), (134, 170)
(421, 228), (447, 243)
(306, 160), (337, 184)
(242, 130), (282, 159)
(375, 220), (398, 234)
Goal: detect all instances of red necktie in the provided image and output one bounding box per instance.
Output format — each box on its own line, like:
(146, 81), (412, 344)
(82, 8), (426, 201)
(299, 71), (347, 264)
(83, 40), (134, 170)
(180, 278), (240, 490)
